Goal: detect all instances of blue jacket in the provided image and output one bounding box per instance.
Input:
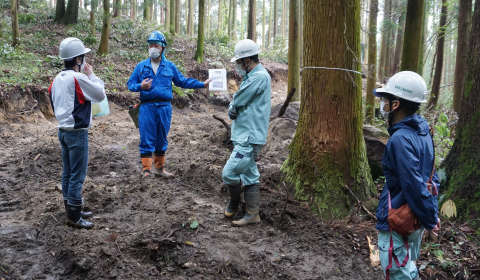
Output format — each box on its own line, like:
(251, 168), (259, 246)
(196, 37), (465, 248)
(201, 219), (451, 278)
(127, 58), (204, 102)
(229, 63), (271, 145)
(376, 114), (440, 231)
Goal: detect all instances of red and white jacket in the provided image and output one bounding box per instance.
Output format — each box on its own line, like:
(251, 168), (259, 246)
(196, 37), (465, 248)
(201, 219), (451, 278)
(49, 69), (105, 130)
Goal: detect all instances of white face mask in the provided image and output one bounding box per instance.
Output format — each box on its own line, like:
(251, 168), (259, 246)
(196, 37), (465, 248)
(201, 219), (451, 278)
(235, 63), (246, 76)
(380, 100), (388, 119)
(77, 57), (85, 72)
(149, 48), (161, 59)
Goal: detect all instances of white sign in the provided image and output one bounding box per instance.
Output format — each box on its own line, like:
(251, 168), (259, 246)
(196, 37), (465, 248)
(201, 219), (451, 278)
(208, 69), (227, 91)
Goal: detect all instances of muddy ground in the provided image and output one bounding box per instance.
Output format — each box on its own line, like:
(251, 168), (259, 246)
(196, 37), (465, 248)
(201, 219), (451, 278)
(1, 19), (480, 279)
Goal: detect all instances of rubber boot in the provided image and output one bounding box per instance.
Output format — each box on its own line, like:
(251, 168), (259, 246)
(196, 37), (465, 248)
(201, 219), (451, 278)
(224, 182), (242, 218)
(153, 155), (173, 178)
(232, 184), (261, 226)
(66, 204), (94, 229)
(64, 200), (92, 219)
(142, 157), (153, 177)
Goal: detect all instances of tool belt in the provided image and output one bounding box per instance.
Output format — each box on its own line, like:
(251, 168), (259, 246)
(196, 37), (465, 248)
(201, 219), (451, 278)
(128, 98), (172, 129)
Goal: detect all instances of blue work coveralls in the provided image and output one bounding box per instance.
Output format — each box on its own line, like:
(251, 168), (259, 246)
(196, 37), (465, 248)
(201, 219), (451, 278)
(127, 58), (204, 156)
(222, 63), (271, 186)
(376, 114), (440, 280)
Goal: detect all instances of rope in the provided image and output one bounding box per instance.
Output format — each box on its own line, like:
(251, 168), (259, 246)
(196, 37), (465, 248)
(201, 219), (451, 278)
(302, 66), (363, 76)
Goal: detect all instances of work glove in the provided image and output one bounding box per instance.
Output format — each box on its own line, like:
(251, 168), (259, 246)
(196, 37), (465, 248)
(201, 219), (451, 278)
(228, 106), (238, 120)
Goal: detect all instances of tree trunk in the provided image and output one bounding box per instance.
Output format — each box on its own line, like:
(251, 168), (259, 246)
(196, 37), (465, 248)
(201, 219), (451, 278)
(170, 0), (175, 33)
(247, 0), (256, 41)
(144, 0), (150, 20)
(453, 0), (473, 113)
(232, 0), (237, 40)
(98, 0), (110, 54)
(207, 0), (211, 38)
(175, 0), (180, 33)
(288, 0), (300, 101)
(283, 0), (374, 219)
(427, 0), (447, 110)
(11, 0), (20, 47)
(267, 0), (273, 48)
(240, 0), (244, 37)
(64, 0), (80, 24)
(391, 8), (405, 76)
(218, 0), (223, 35)
(299, 0), (303, 65)
(187, 0), (194, 35)
(273, 0), (278, 43)
(90, 0), (98, 34)
(400, 0), (424, 72)
(130, 0), (136, 19)
(417, 0), (427, 75)
(281, 0), (285, 38)
(194, 0), (205, 63)
(377, 0), (391, 83)
(442, 0), (480, 226)
(366, 0), (378, 122)
(262, 0), (265, 47)
(165, 0), (170, 27)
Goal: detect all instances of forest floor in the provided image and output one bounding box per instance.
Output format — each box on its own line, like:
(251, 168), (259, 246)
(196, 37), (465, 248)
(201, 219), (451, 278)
(1, 11), (480, 280)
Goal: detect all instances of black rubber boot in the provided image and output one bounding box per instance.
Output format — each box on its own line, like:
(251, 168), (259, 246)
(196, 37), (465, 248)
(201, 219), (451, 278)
(66, 204), (94, 229)
(64, 200), (93, 219)
(225, 182), (242, 218)
(232, 184), (261, 226)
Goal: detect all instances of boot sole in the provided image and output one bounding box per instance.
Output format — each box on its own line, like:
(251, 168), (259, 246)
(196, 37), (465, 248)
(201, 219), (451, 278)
(232, 217), (261, 227)
(66, 220), (94, 229)
(154, 170), (174, 178)
(224, 210), (238, 218)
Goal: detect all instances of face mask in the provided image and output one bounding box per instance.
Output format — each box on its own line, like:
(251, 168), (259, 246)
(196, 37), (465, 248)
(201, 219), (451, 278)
(149, 48), (161, 59)
(235, 63), (246, 76)
(380, 100), (389, 119)
(77, 57), (85, 72)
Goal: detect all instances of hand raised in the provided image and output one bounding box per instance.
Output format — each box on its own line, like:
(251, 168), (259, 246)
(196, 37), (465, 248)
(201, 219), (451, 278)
(204, 78), (213, 88)
(141, 78), (152, 90)
(84, 63), (93, 76)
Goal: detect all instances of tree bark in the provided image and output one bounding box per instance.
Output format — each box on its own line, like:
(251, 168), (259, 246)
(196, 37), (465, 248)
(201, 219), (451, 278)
(417, 0), (427, 75)
(400, 0), (424, 72)
(453, 0), (473, 113)
(170, 0), (175, 33)
(283, 0), (374, 219)
(273, 0), (278, 43)
(194, 0), (205, 63)
(427, 0), (448, 110)
(366, 0), (378, 122)
(262, 0), (265, 47)
(377, 0), (391, 83)
(288, 0), (300, 101)
(281, 0), (285, 38)
(130, 0), (137, 19)
(64, 0), (80, 24)
(187, 0), (194, 35)
(218, 0), (223, 35)
(98, 0), (110, 55)
(11, 0), (20, 47)
(165, 0), (170, 27)
(143, 0), (151, 20)
(442, 0), (480, 225)
(90, 0), (98, 34)
(391, 8), (405, 76)
(247, 0), (256, 41)
(267, 0), (273, 48)
(232, 0), (237, 40)
(175, 0), (180, 34)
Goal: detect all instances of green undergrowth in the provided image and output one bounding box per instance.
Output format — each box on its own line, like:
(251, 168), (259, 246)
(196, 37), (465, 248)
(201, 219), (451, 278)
(0, 2), (235, 96)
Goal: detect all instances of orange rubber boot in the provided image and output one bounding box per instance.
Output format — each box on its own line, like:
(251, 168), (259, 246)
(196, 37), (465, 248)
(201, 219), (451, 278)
(141, 157), (153, 177)
(153, 155), (174, 178)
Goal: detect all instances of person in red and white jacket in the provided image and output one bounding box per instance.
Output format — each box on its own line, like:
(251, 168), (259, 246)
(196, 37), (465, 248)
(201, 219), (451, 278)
(49, 37), (105, 229)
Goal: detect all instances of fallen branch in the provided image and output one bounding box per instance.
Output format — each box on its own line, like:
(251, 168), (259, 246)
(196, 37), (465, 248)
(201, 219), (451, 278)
(212, 115), (230, 131)
(277, 87), (297, 118)
(344, 185), (377, 220)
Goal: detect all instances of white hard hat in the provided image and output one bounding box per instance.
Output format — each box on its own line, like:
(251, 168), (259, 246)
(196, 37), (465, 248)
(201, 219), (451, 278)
(373, 71), (428, 103)
(59, 37), (91, 61)
(230, 39), (260, 63)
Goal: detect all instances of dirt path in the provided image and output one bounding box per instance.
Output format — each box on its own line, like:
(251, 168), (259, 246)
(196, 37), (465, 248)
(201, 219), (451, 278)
(0, 75), (385, 279)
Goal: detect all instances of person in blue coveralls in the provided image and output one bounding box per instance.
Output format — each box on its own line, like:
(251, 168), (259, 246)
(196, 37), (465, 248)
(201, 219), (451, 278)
(127, 31), (211, 178)
(222, 39), (271, 227)
(374, 71), (441, 280)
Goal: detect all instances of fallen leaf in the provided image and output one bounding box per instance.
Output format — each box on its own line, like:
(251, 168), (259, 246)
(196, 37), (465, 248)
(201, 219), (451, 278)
(190, 219), (199, 229)
(51, 251), (55, 256)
